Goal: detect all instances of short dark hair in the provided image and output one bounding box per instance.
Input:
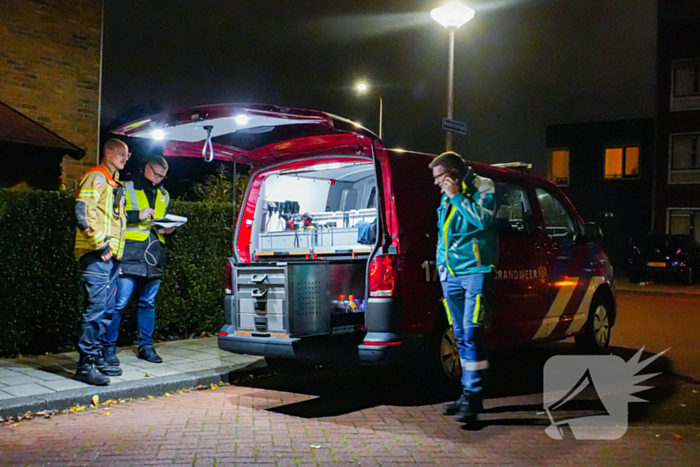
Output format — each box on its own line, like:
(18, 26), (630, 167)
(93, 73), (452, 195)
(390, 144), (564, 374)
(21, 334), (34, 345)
(429, 151), (466, 180)
(147, 156), (169, 171)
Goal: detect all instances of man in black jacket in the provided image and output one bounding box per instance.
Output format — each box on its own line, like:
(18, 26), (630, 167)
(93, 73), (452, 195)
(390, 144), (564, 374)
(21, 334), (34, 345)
(103, 156), (174, 364)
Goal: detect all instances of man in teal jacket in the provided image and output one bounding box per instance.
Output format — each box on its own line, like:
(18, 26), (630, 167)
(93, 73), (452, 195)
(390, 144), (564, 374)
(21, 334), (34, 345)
(430, 151), (496, 425)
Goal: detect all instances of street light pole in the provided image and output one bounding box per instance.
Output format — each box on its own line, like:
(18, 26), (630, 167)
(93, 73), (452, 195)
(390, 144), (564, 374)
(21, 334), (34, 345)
(446, 27), (455, 151)
(355, 81), (383, 140)
(431, 1), (475, 152)
(378, 95), (383, 140)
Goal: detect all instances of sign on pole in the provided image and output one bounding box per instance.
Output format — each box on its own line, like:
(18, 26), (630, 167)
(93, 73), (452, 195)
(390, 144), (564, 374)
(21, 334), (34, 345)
(442, 118), (467, 135)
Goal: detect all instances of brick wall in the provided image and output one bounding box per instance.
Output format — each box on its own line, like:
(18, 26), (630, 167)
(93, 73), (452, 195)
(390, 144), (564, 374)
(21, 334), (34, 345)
(0, 0), (102, 186)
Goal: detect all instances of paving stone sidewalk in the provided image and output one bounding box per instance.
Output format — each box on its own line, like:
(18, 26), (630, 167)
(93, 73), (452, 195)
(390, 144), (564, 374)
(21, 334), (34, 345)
(0, 338), (264, 418)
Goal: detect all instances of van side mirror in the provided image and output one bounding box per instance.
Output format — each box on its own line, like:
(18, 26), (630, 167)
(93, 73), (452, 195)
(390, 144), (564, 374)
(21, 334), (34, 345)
(584, 222), (602, 242)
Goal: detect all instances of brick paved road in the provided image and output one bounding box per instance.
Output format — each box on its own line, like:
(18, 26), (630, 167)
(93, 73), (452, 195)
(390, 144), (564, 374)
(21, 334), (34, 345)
(0, 355), (698, 467)
(2, 292), (699, 466)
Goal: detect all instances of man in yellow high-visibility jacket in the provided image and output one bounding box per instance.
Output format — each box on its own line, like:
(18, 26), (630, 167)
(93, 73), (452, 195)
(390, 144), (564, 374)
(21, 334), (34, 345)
(103, 156), (174, 365)
(74, 139), (129, 386)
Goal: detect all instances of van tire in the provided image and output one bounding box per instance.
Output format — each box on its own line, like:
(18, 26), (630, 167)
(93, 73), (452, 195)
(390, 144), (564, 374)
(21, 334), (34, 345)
(575, 292), (614, 354)
(423, 320), (462, 388)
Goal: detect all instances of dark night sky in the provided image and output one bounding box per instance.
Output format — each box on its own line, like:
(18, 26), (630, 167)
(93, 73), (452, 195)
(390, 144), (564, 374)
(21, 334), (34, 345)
(103, 0), (657, 175)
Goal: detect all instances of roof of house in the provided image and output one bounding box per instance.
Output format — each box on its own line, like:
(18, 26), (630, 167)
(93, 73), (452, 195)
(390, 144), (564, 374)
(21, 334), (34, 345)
(0, 101), (85, 159)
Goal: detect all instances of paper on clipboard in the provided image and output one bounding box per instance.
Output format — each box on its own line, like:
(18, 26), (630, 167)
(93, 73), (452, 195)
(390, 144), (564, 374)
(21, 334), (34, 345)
(145, 213), (188, 229)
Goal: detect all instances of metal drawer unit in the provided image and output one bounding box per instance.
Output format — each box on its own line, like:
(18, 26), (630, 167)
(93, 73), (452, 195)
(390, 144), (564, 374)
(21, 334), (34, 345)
(235, 265), (287, 334)
(234, 261), (366, 338)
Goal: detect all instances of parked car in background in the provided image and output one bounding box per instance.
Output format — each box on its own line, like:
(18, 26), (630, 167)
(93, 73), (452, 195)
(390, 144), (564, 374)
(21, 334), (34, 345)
(628, 234), (700, 285)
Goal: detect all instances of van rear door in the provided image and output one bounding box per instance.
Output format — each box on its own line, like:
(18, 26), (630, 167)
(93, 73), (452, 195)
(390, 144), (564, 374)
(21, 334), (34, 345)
(111, 104), (378, 165)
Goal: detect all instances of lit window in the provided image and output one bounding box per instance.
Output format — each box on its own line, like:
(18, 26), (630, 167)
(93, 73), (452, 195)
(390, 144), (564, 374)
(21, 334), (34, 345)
(548, 150), (569, 187)
(604, 146), (640, 179)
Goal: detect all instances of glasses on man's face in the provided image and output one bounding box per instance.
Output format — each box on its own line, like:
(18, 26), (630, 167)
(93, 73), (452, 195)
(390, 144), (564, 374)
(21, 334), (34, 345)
(148, 165), (167, 181)
(433, 171), (448, 180)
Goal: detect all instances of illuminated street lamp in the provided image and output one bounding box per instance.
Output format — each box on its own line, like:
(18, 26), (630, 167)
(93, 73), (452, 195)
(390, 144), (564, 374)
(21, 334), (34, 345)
(355, 81), (383, 140)
(431, 1), (475, 151)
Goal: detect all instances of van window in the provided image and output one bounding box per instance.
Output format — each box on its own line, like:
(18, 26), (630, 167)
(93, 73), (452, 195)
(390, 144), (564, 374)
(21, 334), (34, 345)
(495, 182), (535, 235)
(535, 188), (576, 239)
(251, 161), (378, 256)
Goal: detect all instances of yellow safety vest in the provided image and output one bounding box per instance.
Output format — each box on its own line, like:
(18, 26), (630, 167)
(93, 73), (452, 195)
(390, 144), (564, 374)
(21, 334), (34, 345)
(124, 181), (170, 243)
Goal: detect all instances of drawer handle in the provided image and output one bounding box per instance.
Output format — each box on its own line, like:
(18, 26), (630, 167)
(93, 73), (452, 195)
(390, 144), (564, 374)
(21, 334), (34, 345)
(251, 274), (268, 283)
(251, 288), (268, 298)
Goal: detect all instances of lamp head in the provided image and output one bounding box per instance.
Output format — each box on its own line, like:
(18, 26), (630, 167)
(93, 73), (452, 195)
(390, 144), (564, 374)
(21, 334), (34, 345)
(431, 1), (475, 29)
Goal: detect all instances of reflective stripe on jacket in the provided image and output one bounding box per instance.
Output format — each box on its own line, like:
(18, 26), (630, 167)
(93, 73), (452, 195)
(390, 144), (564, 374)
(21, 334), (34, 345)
(124, 181), (170, 243)
(74, 166), (126, 259)
(436, 170), (497, 276)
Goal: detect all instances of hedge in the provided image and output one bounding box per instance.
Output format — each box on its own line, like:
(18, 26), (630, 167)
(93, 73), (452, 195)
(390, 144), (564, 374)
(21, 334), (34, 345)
(0, 189), (233, 358)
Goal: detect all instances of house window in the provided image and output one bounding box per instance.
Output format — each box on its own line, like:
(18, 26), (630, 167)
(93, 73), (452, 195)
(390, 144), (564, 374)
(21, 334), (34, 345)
(669, 209), (700, 245)
(673, 60), (700, 98)
(604, 146), (640, 179)
(548, 149), (569, 187)
(671, 134), (700, 170)
(671, 59), (700, 112)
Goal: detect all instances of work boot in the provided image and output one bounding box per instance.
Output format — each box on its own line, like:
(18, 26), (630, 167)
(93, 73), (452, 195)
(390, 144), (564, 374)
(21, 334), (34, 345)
(443, 392), (469, 416)
(75, 354), (110, 386)
(138, 346), (163, 364)
(456, 397), (483, 424)
(103, 347), (120, 366)
(95, 351), (123, 376)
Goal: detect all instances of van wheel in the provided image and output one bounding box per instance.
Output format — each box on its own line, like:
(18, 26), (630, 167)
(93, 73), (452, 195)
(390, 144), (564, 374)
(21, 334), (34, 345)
(422, 321), (462, 387)
(575, 293), (613, 353)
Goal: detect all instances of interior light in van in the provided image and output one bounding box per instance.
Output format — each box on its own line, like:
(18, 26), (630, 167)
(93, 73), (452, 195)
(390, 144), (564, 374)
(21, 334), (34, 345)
(234, 114), (249, 125)
(150, 129), (166, 140)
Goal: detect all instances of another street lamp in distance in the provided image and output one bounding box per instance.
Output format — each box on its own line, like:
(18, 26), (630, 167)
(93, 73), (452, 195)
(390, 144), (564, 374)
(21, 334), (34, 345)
(431, 1), (475, 151)
(355, 80), (383, 140)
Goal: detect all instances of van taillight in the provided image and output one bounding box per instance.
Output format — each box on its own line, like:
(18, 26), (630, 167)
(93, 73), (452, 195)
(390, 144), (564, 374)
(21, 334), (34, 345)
(369, 255), (395, 297)
(225, 261), (233, 295)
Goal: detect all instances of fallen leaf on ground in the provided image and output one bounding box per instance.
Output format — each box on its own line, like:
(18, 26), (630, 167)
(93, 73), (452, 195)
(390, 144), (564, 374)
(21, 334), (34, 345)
(680, 404), (687, 407)
(218, 382), (225, 386)
(310, 445), (321, 449)
(147, 396), (153, 399)
(145, 373), (151, 377)
(91, 395), (99, 406)
(164, 392), (171, 397)
(75, 406), (85, 412)
(673, 434), (683, 439)
(105, 412), (110, 416)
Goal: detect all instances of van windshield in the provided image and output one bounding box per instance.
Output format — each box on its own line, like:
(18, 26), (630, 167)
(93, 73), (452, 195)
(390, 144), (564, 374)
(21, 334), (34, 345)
(250, 160), (378, 258)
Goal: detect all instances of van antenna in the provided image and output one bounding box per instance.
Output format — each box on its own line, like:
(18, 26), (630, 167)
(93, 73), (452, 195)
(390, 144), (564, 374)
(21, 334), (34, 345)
(202, 125), (214, 162)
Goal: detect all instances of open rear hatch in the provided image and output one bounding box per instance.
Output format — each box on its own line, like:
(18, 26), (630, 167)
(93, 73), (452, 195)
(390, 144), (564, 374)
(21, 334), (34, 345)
(113, 104), (388, 343)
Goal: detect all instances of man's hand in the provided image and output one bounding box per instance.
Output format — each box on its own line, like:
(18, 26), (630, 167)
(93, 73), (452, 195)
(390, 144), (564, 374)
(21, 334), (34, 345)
(441, 176), (459, 198)
(139, 208), (155, 221)
(100, 246), (114, 262)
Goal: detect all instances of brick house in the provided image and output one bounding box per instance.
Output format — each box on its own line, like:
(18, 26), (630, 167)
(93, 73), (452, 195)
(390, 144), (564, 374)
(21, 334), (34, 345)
(0, 0), (102, 187)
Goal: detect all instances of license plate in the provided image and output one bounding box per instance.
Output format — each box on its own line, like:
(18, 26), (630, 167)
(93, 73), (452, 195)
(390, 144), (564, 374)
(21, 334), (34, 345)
(648, 262), (666, 268)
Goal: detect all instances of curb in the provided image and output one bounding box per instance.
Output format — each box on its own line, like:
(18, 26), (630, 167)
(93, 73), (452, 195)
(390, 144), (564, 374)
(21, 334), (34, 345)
(0, 360), (268, 419)
(616, 287), (700, 299)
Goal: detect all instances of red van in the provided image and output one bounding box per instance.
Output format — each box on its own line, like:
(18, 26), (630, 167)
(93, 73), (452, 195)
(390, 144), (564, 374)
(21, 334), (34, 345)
(114, 104), (617, 381)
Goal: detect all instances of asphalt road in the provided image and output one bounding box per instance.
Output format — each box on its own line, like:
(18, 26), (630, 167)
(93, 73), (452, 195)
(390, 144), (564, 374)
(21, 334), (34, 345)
(612, 292), (700, 380)
(0, 291), (698, 466)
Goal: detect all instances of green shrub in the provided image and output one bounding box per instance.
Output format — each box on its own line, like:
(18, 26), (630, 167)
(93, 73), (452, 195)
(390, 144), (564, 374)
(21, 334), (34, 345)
(0, 189), (234, 357)
(0, 189), (80, 357)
